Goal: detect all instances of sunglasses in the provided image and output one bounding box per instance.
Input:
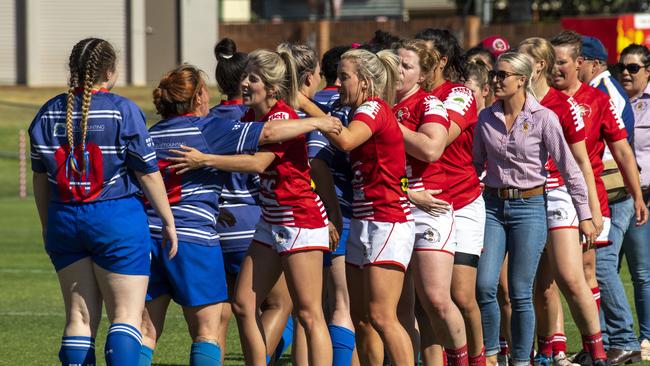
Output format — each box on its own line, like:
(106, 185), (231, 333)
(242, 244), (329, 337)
(615, 63), (648, 74)
(488, 70), (522, 81)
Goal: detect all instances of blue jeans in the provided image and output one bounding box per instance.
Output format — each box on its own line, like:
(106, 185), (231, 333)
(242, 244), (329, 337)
(597, 196), (650, 349)
(476, 192), (547, 365)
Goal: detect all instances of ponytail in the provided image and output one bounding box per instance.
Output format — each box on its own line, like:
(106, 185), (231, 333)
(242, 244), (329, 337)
(277, 49), (300, 108)
(376, 50), (399, 105)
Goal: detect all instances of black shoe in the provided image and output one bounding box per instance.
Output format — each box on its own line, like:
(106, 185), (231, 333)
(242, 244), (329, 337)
(573, 350), (593, 366)
(606, 348), (642, 366)
(593, 359), (613, 366)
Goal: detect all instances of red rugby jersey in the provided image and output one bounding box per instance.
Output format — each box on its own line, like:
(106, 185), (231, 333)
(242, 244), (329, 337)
(565, 83), (628, 217)
(394, 88), (451, 203)
(242, 100), (327, 227)
(349, 97), (412, 222)
(543, 87), (586, 189)
(432, 80), (481, 210)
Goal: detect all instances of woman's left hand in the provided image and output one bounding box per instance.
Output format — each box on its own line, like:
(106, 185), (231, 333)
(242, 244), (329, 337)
(168, 145), (207, 174)
(328, 222), (340, 251)
(579, 219), (597, 249)
(634, 197), (649, 226)
(217, 208), (237, 227)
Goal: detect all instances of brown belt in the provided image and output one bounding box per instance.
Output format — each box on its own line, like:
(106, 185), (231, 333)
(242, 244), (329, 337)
(486, 185), (545, 200)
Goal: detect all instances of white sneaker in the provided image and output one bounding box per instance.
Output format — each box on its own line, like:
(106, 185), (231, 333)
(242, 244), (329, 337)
(641, 339), (650, 361)
(554, 352), (580, 366)
(497, 353), (509, 366)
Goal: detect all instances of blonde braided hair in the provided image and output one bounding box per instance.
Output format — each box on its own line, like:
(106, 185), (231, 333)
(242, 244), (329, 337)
(64, 38), (116, 175)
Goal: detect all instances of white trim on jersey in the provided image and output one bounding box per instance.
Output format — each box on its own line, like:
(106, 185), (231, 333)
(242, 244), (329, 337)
(42, 110), (122, 120)
(104, 168), (128, 187)
(127, 150), (157, 163)
(219, 230), (256, 241)
(98, 145), (127, 154)
(235, 123), (252, 154)
(181, 184), (223, 197)
(149, 127), (202, 138)
(172, 204), (217, 225)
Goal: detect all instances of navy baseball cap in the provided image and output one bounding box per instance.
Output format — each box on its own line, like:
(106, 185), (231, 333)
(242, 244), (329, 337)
(582, 36), (608, 61)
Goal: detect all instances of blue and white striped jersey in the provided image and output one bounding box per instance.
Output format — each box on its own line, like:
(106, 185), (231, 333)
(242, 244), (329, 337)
(306, 89), (353, 225)
(146, 114), (263, 246)
(29, 89), (158, 203)
(209, 102), (263, 252)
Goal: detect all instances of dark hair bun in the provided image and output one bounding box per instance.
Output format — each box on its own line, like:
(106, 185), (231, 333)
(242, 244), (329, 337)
(215, 38), (237, 60)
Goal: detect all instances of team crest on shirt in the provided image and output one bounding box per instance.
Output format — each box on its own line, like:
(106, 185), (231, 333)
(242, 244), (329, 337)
(552, 208), (568, 221)
(400, 176), (409, 193)
(273, 227), (290, 245)
(577, 104), (592, 118)
(395, 107), (410, 122)
(423, 228), (441, 243)
(492, 39), (508, 53)
(636, 101), (647, 111)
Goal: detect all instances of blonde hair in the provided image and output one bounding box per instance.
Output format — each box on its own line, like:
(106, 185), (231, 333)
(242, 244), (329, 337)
(276, 43), (319, 88)
(65, 38), (116, 175)
(341, 48), (400, 105)
(497, 51), (534, 96)
(247, 49), (299, 108)
(519, 37), (555, 85)
(394, 39), (440, 91)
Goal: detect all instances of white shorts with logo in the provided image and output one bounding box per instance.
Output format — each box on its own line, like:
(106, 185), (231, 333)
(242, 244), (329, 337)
(547, 186), (579, 230)
(454, 195), (486, 257)
(412, 206), (456, 254)
(546, 186), (611, 247)
(346, 219), (415, 271)
(252, 220), (329, 254)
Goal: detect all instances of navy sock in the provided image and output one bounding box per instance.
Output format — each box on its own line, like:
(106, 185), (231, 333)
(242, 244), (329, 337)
(59, 336), (96, 366)
(329, 324), (356, 366)
(105, 323), (142, 366)
(190, 342), (222, 366)
(272, 315), (294, 362)
(137, 345), (154, 366)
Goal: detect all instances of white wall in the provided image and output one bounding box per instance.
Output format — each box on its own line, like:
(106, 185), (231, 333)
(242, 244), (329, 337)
(179, 0), (218, 85)
(26, 0), (128, 86)
(0, 0), (16, 84)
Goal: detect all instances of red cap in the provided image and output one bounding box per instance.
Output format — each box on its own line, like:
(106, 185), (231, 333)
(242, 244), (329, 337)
(481, 36), (510, 57)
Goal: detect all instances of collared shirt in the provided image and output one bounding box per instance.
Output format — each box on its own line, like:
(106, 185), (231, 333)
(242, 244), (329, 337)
(590, 70), (635, 139)
(630, 82), (650, 187)
(473, 93), (591, 220)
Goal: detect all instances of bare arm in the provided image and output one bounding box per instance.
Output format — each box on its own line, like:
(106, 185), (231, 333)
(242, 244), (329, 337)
(135, 170), (178, 259)
(169, 148), (277, 174)
(400, 123), (448, 163)
(445, 122), (462, 146)
(33, 173), (51, 239)
(324, 120), (373, 152)
(297, 94), (328, 117)
(310, 158), (343, 248)
(568, 141), (603, 234)
(609, 139), (649, 226)
(260, 116), (342, 145)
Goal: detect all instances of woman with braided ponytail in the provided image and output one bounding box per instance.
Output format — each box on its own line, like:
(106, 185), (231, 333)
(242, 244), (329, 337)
(28, 38), (177, 366)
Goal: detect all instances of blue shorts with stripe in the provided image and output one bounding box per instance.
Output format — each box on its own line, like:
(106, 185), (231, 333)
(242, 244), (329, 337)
(45, 196), (151, 275)
(324, 226), (349, 267)
(147, 240), (228, 307)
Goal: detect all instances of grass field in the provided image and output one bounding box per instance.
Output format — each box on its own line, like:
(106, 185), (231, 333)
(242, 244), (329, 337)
(0, 85), (646, 365)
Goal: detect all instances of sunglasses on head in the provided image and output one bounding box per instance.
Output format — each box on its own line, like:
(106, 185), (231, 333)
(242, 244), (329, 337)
(616, 63), (648, 74)
(488, 70), (522, 81)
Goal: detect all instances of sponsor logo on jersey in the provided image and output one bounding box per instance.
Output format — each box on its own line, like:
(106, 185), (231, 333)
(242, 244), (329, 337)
(53, 122), (105, 137)
(268, 112), (290, 121)
(423, 96), (448, 118)
(355, 101), (381, 119)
